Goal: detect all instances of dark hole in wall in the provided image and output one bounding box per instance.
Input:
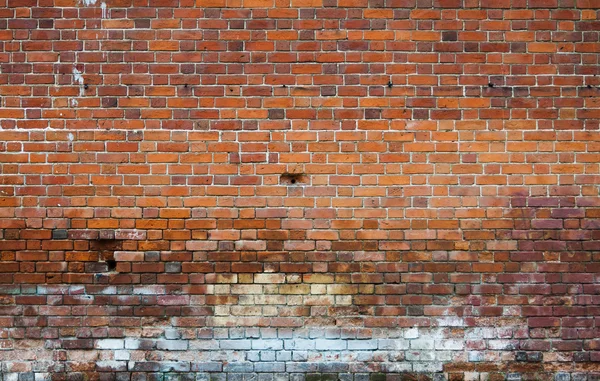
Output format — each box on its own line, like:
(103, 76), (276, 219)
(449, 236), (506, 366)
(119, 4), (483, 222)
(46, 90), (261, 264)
(105, 260), (117, 272)
(91, 235), (122, 272)
(280, 173), (308, 185)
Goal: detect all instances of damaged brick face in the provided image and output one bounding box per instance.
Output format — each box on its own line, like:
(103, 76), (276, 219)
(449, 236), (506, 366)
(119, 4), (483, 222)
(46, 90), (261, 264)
(0, 0), (600, 380)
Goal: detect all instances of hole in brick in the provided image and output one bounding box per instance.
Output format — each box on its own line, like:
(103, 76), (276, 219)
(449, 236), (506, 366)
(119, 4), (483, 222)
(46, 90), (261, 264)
(105, 260), (117, 272)
(280, 173), (307, 185)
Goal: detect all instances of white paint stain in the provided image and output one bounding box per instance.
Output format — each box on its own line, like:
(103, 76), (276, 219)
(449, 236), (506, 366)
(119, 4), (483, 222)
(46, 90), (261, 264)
(81, 0), (97, 5)
(70, 99), (78, 107)
(72, 67), (84, 97)
(68, 133), (74, 142)
(436, 316), (465, 327)
(101, 2), (107, 18)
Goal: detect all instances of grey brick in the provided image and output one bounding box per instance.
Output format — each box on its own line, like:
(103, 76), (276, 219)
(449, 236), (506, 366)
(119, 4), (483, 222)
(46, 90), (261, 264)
(247, 351), (261, 362)
(18, 373), (34, 381)
(435, 351), (455, 362)
(145, 251), (160, 261)
(157, 340), (188, 351)
(318, 362), (349, 372)
(435, 339), (463, 350)
(410, 339), (434, 350)
(191, 362), (223, 372)
(210, 374), (226, 381)
(190, 340), (219, 350)
(96, 361), (128, 372)
(159, 362), (190, 372)
(276, 351), (292, 361)
(129, 362), (161, 372)
(286, 363), (318, 373)
(52, 229), (68, 240)
(221, 340), (252, 350)
(165, 262), (181, 273)
(378, 339), (409, 350)
(254, 362), (286, 373)
(258, 373), (273, 381)
(258, 375), (274, 381)
(315, 339), (346, 350)
(292, 351), (308, 361)
(273, 374), (289, 381)
(251, 340), (283, 350)
(224, 363), (254, 373)
(260, 351), (276, 361)
(405, 351), (435, 361)
(125, 338), (154, 350)
(555, 374), (570, 381)
(355, 351), (374, 362)
(412, 362), (443, 372)
(382, 363), (412, 373)
(347, 340), (377, 350)
(468, 351), (484, 362)
(284, 339), (315, 350)
(278, 329), (294, 339)
(261, 328), (278, 339)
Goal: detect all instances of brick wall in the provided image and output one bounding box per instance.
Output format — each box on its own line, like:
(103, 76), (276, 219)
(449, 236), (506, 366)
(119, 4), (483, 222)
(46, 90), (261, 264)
(1, 0), (600, 380)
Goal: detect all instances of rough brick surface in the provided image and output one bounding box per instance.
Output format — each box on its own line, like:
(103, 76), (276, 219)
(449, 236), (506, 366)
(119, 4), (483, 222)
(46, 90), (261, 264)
(0, 0), (600, 380)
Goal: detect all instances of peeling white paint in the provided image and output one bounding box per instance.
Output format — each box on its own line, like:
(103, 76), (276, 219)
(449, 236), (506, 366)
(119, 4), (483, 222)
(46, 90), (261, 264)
(70, 99), (78, 107)
(72, 67), (84, 97)
(101, 2), (107, 18)
(435, 316), (465, 327)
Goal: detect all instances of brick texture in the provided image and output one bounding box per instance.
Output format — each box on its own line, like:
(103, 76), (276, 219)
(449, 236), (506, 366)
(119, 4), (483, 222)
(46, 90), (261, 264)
(0, 0), (600, 380)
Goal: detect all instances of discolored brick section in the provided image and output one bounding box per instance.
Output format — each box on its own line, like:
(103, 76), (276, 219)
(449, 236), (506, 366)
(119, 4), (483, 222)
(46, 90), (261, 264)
(0, 0), (600, 380)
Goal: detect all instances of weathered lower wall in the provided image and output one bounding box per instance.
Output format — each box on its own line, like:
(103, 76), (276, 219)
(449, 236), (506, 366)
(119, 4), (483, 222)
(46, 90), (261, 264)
(1, 0), (600, 379)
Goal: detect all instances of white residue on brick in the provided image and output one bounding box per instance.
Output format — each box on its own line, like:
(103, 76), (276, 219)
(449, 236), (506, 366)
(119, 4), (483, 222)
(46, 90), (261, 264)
(101, 2), (107, 18)
(72, 67), (84, 97)
(436, 316), (465, 327)
(81, 0), (97, 5)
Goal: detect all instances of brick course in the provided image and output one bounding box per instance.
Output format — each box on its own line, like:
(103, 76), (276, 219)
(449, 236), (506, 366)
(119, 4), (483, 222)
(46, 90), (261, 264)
(1, 0), (600, 379)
